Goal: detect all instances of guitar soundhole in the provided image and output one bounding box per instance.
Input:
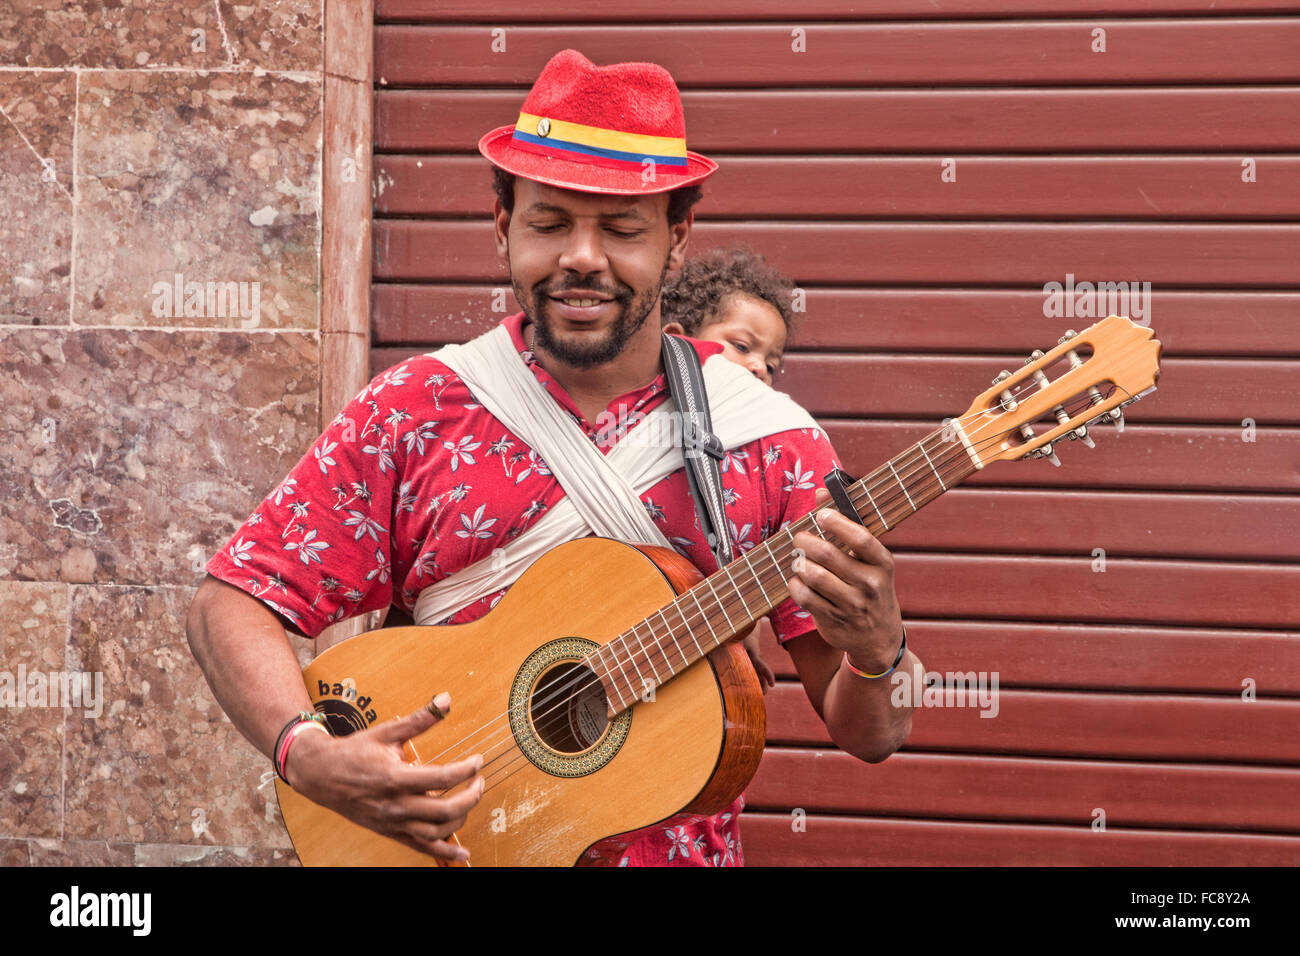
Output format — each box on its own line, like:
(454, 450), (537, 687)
(529, 662), (609, 754)
(509, 637), (631, 777)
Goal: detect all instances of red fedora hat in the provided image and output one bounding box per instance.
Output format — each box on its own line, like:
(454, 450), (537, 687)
(479, 49), (717, 196)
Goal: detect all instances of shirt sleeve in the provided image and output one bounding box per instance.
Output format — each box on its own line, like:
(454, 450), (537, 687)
(753, 425), (844, 645)
(204, 364), (421, 638)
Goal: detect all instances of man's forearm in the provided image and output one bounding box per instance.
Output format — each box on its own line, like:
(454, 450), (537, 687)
(822, 648), (919, 763)
(186, 575), (313, 758)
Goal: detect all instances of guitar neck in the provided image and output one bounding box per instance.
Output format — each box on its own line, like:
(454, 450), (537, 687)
(590, 426), (981, 715)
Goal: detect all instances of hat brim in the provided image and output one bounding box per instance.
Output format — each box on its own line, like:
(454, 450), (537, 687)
(478, 125), (717, 196)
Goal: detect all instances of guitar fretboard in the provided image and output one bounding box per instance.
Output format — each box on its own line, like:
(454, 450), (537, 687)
(587, 426), (981, 715)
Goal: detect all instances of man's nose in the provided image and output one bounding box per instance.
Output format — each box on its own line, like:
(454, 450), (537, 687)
(557, 222), (609, 274)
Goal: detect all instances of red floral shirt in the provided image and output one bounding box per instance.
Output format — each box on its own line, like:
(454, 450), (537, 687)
(209, 311), (841, 866)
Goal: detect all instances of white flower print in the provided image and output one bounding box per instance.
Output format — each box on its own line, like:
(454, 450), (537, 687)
(728, 519), (756, 552)
(665, 826), (693, 861)
(365, 547), (390, 584)
(668, 536), (694, 558)
(456, 503), (498, 540)
(721, 449), (749, 476)
(228, 536), (255, 568)
(314, 440), (338, 475)
(444, 435), (481, 472)
(782, 457), (815, 492)
(396, 481), (419, 514)
(284, 528), (329, 566)
(414, 550), (439, 580)
(763, 444), (783, 467)
(342, 509), (388, 542)
(362, 439), (395, 475)
(514, 449), (551, 485)
(402, 421), (439, 456)
(372, 364), (411, 394)
(272, 477), (298, 506)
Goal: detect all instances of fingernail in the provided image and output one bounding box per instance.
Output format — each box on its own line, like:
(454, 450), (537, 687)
(427, 692), (450, 716)
(820, 509), (834, 523)
(472, 753), (484, 771)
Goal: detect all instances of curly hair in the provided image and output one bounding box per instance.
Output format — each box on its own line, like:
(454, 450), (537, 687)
(659, 247), (797, 338)
(490, 167), (702, 227)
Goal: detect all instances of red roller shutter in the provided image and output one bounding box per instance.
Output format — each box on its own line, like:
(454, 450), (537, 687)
(371, 1), (1300, 865)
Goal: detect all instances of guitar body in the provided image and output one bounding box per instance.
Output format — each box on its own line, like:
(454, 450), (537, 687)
(275, 536), (766, 866)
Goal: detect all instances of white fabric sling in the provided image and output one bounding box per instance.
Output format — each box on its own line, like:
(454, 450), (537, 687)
(411, 325), (817, 625)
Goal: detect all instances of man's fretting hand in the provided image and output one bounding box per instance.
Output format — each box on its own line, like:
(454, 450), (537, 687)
(284, 693), (485, 862)
(788, 488), (906, 675)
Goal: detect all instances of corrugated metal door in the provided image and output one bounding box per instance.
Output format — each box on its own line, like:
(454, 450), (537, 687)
(371, 1), (1300, 865)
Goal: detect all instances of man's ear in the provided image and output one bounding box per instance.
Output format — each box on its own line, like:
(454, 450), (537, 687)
(493, 197), (510, 260)
(667, 208), (692, 272)
(662, 321), (687, 336)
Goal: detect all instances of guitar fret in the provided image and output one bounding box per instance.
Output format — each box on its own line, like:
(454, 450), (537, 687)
(677, 597), (708, 656)
(703, 576), (736, 633)
(745, 554), (769, 603)
(691, 590), (722, 650)
(721, 564), (752, 618)
(608, 633), (647, 694)
(595, 646), (628, 711)
(643, 617), (677, 676)
(862, 484), (889, 531)
(888, 461), (917, 511)
(630, 623), (663, 684)
(771, 529), (796, 584)
(656, 609), (690, 670)
(919, 441), (947, 491)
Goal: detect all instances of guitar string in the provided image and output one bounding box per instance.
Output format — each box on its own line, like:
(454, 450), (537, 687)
(415, 372), (1121, 783)
(409, 371), (1059, 771)
(422, 384), (1097, 789)
(417, 374), (1127, 787)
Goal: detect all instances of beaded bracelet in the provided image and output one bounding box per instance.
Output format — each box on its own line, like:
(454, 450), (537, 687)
(273, 711), (330, 784)
(842, 626), (908, 680)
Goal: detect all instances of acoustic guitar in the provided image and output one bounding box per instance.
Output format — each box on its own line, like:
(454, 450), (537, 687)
(275, 314), (1162, 866)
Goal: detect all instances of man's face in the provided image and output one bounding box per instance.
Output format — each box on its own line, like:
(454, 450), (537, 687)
(494, 178), (691, 370)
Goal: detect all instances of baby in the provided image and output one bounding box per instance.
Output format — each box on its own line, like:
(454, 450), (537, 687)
(661, 248), (798, 693)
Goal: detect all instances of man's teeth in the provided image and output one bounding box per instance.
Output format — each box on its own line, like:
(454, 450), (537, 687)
(562, 298), (603, 307)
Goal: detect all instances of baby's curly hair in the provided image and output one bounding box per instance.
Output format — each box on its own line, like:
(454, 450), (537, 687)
(660, 248), (796, 338)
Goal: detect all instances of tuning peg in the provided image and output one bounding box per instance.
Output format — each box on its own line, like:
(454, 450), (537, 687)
(992, 370), (1012, 385)
(1024, 349), (1046, 365)
(1057, 330), (1078, 345)
(1075, 426), (1096, 449)
(1111, 408), (1125, 433)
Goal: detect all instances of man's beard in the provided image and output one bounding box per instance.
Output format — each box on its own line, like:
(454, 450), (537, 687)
(517, 255), (670, 369)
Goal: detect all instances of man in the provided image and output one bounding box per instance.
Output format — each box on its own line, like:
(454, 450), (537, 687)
(187, 49), (919, 866)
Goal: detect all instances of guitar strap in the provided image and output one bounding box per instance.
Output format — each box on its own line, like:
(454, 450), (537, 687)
(661, 332), (733, 570)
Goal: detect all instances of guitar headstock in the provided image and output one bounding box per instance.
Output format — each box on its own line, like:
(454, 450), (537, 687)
(955, 315), (1162, 467)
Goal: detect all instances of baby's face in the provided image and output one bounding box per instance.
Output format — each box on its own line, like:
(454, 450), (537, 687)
(697, 293), (787, 386)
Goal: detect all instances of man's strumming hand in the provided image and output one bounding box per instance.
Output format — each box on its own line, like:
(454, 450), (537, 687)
(283, 694), (485, 863)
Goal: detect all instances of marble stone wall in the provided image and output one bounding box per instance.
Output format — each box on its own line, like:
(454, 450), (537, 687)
(0, 0), (368, 866)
